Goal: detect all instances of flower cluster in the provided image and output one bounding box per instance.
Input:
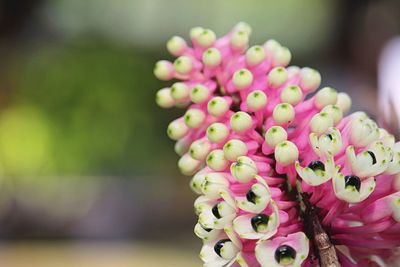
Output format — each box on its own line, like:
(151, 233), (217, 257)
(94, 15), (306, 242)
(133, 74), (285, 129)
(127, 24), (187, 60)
(155, 22), (400, 266)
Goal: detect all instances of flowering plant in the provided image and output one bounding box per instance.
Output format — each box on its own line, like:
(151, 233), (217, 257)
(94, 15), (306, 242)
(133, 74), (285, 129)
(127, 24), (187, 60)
(155, 23), (400, 266)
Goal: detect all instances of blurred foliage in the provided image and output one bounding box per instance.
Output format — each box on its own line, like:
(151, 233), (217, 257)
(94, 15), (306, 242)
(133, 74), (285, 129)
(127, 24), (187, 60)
(2, 40), (180, 177)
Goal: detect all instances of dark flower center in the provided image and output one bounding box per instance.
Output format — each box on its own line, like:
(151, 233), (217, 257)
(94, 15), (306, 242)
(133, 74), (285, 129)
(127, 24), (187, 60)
(246, 189), (257, 204)
(214, 239), (230, 257)
(308, 160), (325, 172)
(251, 214), (270, 232)
(274, 245), (296, 265)
(212, 203), (221, 219)
(367, 151), (377, 164)
(344, 175), (361, 192)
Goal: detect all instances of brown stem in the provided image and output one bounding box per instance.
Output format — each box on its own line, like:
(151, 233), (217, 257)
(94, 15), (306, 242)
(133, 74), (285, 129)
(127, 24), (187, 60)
(301, 193), (341, 267)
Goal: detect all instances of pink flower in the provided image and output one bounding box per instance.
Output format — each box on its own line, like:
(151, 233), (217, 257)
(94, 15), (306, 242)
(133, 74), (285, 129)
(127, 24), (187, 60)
(155, 22), (400, 266)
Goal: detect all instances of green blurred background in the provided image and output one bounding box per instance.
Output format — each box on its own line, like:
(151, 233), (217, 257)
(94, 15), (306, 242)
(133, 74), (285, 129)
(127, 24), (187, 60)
(0, 0), (399, 266)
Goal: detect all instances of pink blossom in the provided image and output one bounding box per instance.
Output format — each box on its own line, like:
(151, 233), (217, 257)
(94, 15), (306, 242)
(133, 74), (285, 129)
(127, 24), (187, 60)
(155, 22), (400, 266)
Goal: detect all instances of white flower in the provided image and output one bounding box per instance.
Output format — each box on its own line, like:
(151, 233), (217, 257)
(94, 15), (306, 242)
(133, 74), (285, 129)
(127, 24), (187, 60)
(295, 156), (337, 186)
(309, 127), (342, 157)
(233, 200), (279, 240)
(332, 172), (375, 203)
(235, 176), (272, 213)
(346, 141), (391, 177)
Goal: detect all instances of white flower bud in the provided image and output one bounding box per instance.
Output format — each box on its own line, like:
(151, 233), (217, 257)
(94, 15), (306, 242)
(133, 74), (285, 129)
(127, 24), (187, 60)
(287, 66), (300, 77)
(190, 27), (204, 39)
(268, 67), (288, 88)
(154, 60), (174, 81)
(155, 88), (175, 108)
(206, 149), (229, 171)
(245, 46), (266, 66)
(232, 69), (253, 90)
(166, 36), (187, 56)
(275, 141), (299, 166)
(336, 92), (352, 113)
(272, 46), (291, 67)
(202, 48), (222, 67)
(230, 111), (252, 133)
(315, 87), (338, 109)
(234, 22), (252, 35)
(321, 104), (343, 125)
(207, 123), (229, 143)
(265, 126), (288, 148)
(190, 172), (206, 194)
(300, 67), (321, 92)
(178, 154), (201, 176)
(280, 85), (302, 105)
(174, 138), (190, 156)
(174, 56), (193, 75)
(190, 84), (210, 104)
(350, 117), (379, 147)
(310, 112), (334, 135)
(263, 39), (281, 55)
(201, 173), (229, 199)
(190, 139), (212, 161)
(223, 139), (248, 161)
(170, 82), (189, 102)
(167, 119), (189, 140)
(207, 96), (229, 117)
(197, 29), (216, 48)
(230, 30), (249, 51)
(273, 103), (295, 125)
(230, 156), (257, 183)
(246, 90), (267, 111)
(184, 108), (206, 128)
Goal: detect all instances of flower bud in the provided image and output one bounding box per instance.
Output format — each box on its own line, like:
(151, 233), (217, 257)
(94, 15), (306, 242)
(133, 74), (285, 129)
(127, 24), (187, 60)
(190, 172), (206, 194)
(190, 26), (204, 40)
(263, 39), (281, 55)
(230, 111), (252, 133)
(233, 22), (252, 35)
(272, 46), (291, 67)
(245, 46), (266, 66)
(232, 69), (253, 90)
(280, 85), (302, 105)
(184, 108), (206, 128)
(197, 29), (216, 48)
(167, 36), (187, 56)
(300, 67), (321, 92)
(273, 103), (295, 125)
(190, 84), (210, 104)
(230, 156), (257, 183)
(321, 104), (343, 125)
(171, 82), (190, 102)
(310, 112), (334, 135)
(167, 119), (189, 140)
(201, 173), (229, 199)
(178, 154), (201, 175)
(190, 139), (212, 161)
(223, 139), (248, 161)
(230, 30), (249, 51)
(315, 87), (338, 109)
(336, 92), (352, 113)
(265, 126), (288, 148)
(207, 97), (229, 117)
(174, 56), (193, 75)
(246, 90), (267, 111)
(154, 60), (174, 80)
(207, 123), (229, 143)
(275, 141), (299, 166)
(202, 48), (222, 67)
(206, 149), (229, 171)
(268, 67), (288, 88)
(156, 88), (175, 108)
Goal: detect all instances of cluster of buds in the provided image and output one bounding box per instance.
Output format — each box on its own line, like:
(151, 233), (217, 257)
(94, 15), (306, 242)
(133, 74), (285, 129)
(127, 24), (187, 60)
(155, 22), (400, 266)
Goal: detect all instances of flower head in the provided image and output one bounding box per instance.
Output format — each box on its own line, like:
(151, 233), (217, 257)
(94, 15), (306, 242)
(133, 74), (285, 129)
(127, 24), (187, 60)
(155, 22), (400, 266)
